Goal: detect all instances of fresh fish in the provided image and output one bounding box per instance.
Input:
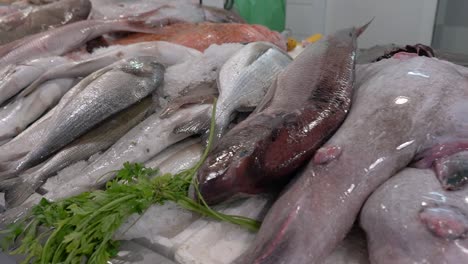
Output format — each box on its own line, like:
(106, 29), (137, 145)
(0, 8), (183, 69)
(41, 104), (210, 201)
(20, 41), (202, 97)
(108, 23), (287, 52)
(361, 168), (468, 264)
(236, 57), (468, 263)
(174, 42), (292, 143)
(323, 226), (370, 264)
(0, 0), (91, 45)
(0, 97), (155, 208)
(196, 23), (369, 205)
(0, 56), (70, 105)
(0, 78), (76, 142)
(1, 57), (165, 178)
(159, 43), (243, 106)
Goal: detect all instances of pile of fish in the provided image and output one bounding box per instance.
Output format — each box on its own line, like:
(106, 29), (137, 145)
(1, 0), (468, 263)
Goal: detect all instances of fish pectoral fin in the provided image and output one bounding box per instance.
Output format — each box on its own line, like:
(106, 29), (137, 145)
(160, 94), (217, 118)
(434, 151), (468, 190)
(0, 177), (35, 208)
(254, 77), (278, 114)
(173, 109), (211, 136)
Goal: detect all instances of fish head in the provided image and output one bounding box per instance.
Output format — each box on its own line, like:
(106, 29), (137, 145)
(120, 56), (165, 82)
(332, 18), (374, 48)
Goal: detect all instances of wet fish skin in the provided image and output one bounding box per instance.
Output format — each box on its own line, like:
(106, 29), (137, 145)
(42, 104), (210, 202)
(0, 56), (69, 105)
(197, 24), (367, 205)
(175, 42), (292, 143)
(0, 77), (76, 142)
(20, 41), (202, 97)
(0, 97), (154, 208)
(0, 0), (91, 45)
(361, 168), (468, 264)
(7, 57), (165, 177)
(236, 57), (468, 263)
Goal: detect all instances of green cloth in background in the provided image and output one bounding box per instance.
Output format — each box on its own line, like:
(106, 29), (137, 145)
(233, 0), (285, 32)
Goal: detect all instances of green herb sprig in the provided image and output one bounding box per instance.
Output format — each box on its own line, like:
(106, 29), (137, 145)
(1, 99), (260, 264)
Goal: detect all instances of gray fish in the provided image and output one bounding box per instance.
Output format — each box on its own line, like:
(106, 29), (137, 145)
(41, 104), (210, 201)
(1, 56), (165, 178)
(0, 97), (155, 208)
(0, 0), (91, 45)
(0, 56), (70, 105)
(0, 77), (76, 142)
(20, 41), (201, 97)
(174, 42), (292, 142)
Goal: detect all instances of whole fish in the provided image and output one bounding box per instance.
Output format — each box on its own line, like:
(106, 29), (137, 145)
(109, 23), (287, 52)
(0, 78), (76, 142)
(0, 8), (183, 69)
(1, 57), (165, 179)
(323, 226), (369, 264)
(236, 57), (468, 263)
(159, 43), (243, 107)
(174, 42), (292, 143)
(19, 41), (202, 97)
(42, 104), (210, 201)
(196, 23), (370, 205)
(0, 56), (70, 105)
(0, 97), (155, 208)
(0, 0), (91, 45)
(361, 168), (468, 264)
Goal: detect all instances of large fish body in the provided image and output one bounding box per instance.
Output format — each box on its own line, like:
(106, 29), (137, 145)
(196, 24), (367, 205)
(0, 56), (69, 105)
(0, 97), (155, 208)
(0, 77), (76, 142)
(236, 57), (468, 263)
(109, 23), (287, 52)
(41, 104), (210, 201)
(361, 168), (468, 264)
(0, 0), (91, 45)
(7, 57), (165, 177)
(175, 42), (292, 142)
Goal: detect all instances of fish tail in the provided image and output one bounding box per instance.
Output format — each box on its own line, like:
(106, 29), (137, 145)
(125, 5), (181, 29)
(0, 177), (36, 208)
(0, 161), (20, 180)
(174, 110), (211, 135)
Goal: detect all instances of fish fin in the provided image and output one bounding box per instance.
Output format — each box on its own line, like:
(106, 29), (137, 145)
(160, 94), (216, 118)
(174, 109), (211, 135)
(254, 77), (278, 114)
(0, 177), (35, 208)
(0, 161), (20, 180)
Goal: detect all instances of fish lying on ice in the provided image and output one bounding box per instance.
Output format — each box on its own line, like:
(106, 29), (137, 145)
(108, 23), (287, 52)
(0, 77), (76, 142)
(195, 23), (369, 205)
(361, 168), (468, 264)
(18, 41), (201, 97)
(0, 0), (91, 45)
(0, 97), (155, 208)
(236, 56), (468, 263)
(174, 42), (292, 143)
(1, 56), (165, 178)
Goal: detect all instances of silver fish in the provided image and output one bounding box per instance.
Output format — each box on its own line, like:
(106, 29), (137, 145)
(174, 42), (292, 142)
(0, 0), (91, 45)
(2, 56), (165, 178)
(0, 97), (155, 208)
(41, 104), (210, 201)
(0, 77), (76, 142)
(20, 41), (201, 97)
(0, 56), (70, 105)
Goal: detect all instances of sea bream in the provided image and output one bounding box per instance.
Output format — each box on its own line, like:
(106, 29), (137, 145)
(0, 56), (165, 179)
(236, 56), (468, 263)
(195, 22), (370, 204)
(174, 42), (292, 143)
(0, 97), (155, 208)
(361, 168), (468, 264)
(0, 0), (91, 45)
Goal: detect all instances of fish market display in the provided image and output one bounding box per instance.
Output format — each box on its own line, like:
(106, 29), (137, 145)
(196, 23), (368, 205)
(1, 57), (165, 178)
(175, 42), (292, 142)
(0, 97), (154, 207)
(109, 23), (287, 52)
(236, 56), (468, 263)
(361, 168), (468, 264)
(0, 0), (92, 45)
